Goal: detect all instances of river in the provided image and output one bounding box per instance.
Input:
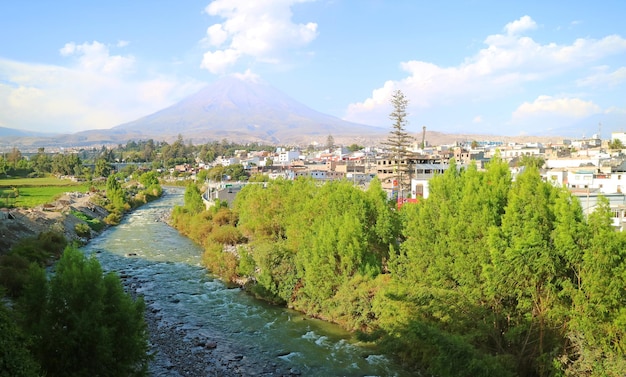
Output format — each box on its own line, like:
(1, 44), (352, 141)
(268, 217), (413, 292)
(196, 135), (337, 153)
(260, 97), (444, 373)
(81, 188), (410, 377)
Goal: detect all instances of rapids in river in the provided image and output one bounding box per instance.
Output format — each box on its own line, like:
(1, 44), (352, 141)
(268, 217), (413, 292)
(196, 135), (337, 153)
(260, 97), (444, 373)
(81, 188), (410, 376)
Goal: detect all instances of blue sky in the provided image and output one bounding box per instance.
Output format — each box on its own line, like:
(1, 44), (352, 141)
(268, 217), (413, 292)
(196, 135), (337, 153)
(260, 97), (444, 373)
(1, 1), (626, 138)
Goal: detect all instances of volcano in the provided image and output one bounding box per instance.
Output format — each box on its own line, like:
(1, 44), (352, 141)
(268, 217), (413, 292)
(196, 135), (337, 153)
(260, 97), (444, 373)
(108, 76), (385, 144)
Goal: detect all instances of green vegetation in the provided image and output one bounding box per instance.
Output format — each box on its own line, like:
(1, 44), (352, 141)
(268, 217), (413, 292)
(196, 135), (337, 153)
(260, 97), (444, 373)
(71, 210), (105, 232)
(383, 89), (414, 193)
(0, 153), (161, 376)
(0, 177), (95, 208)
(1, 236), (150, 377)
(0, 302), (40, 377)
(0, 232), (67, 297)
(18, 247), (150, 376)
(101, 171), (163, 225)
(171, 159), (626, 377)
(608, 138), (625, 150)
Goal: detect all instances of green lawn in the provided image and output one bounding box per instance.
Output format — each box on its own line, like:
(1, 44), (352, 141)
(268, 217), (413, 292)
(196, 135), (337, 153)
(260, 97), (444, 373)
(0, 177), (96, 208)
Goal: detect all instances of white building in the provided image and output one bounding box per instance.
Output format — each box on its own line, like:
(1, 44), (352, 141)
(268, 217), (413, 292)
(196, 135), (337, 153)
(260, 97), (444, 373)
(545, 157), (601, 169)
(216, 156), (240, 167)
(277, 150), (301, 165)
(612, 132), (626, 146)
(409, 163), (450, 199)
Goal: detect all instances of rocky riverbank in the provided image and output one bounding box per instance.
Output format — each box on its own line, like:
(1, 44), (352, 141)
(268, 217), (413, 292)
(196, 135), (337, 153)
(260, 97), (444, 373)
(121, 269), (302, 377)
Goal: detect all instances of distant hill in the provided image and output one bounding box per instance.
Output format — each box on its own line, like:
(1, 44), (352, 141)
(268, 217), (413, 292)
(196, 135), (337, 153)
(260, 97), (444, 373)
(4, 76), (592, 150)
(0, 127), (45, 137)
(105, 76), (386, 145)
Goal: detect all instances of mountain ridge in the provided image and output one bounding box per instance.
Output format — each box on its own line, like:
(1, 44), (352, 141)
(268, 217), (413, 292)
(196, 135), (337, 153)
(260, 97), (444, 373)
(1, 76), (582, 150)
(110, 76), (387, 144)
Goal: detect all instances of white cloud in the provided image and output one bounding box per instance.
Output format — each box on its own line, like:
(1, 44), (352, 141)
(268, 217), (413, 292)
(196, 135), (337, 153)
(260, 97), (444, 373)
(59, 41), (135, 75)
(577, 66), (626, 87)
(201, 49), (241, 74)
(512, 95), (601, 120)
(200, 0), (318, 74)
(504, 15), (537, 35)
(344, 16), (626, 131)
(206, 24), (228, 47)
(0, 44), (204, 133)
(232, 69), (261, 83)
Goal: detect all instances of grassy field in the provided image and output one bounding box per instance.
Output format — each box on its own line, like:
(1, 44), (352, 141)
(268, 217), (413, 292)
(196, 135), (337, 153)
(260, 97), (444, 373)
(0, 177), (95, 208)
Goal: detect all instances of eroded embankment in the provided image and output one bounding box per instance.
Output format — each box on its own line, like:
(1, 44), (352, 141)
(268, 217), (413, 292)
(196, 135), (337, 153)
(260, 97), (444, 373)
(0, 191), (108, 253)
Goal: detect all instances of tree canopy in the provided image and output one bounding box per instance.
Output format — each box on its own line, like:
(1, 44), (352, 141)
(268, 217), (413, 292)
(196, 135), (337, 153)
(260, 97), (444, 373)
(169, 161), (626, 377)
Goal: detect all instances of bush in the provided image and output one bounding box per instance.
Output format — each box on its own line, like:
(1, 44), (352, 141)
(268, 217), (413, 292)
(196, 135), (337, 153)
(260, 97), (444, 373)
(74, 222), (91, 237)
(0, 302), (40, 376)
(209, 225), (244, 245)
(9, 231), (67, 266)
(104, 211), (122, 225)
(0, 254), (31, 297)
(71, 211), (106, 232)
(18, 247), (150, 376)
(202, 242), (238, 282)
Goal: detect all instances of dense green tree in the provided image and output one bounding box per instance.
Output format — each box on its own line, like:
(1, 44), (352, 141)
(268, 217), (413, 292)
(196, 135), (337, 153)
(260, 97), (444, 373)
(517, 155), (546, 169)
(94, 158), (113, 178)
(139, 170), (159, 187)
(30, 148), (52, 174)
(18, 247), (150, 377)
(487, 166), (565, 375)
(105, 175), (126, 214)
(168, 159), (626, 376)
(0, 301), (40, 377)
(0, 156), (7, 177)
(51, 153), (82, 176)
(562, 196), (626, 376)
(608, 138), (625, 150)
(347, 143), (364, 152)
(184, 183), (205, 214)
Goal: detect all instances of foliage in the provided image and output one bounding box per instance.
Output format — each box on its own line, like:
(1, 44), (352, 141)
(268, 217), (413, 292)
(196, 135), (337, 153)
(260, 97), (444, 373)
(608, 138), (625, 150)
(0, 302), (40, 377)
(139, 170), (160, 187)
(173, 177), (400, 331)
(94, 158), (113, 178)
(517, 155), (546, 168)
(168, 162), (626, 377)
(184, 183), (205, 214)
(0, 254), (31, 297)
(10, 231), (67, 266)
(205, 164), (249, 181)
(382, 89), (414, 195)
(51, 153), (82, 176)
(0, 231), (67, 297)
(71, 210), (105, 232)
(18, 247), (150, 377)
(347, 143), (364, 152)
(74, 222), (91, 237)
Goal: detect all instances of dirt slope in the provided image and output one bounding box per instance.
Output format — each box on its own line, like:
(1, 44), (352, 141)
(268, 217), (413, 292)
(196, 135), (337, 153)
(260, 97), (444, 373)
(0, 192), (109, 253)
